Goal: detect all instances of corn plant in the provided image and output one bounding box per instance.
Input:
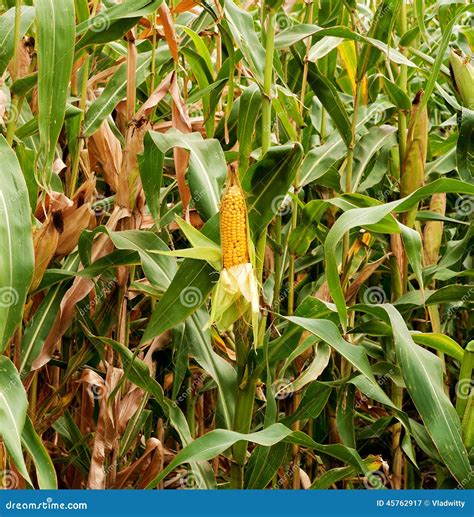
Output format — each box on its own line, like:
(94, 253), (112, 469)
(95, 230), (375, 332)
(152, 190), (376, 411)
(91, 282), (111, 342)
(0, 0), (473, 491)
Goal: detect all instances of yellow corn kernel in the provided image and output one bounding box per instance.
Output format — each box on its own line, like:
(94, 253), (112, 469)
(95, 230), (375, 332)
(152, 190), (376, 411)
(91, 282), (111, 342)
(220, 180), (249, 269)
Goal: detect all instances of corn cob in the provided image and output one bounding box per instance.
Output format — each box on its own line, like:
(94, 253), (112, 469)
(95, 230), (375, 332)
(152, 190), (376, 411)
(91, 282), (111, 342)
(449, 49), (474, 109)
(220, 173), (249, 269)
(423, 193), (446, 266)
(401, 90), (428, 228)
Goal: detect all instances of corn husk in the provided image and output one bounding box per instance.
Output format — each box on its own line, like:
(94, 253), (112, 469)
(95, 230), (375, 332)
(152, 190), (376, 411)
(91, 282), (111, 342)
(401, 90), (428, 228)
(423, 193), (446, 266)
(449, 49), (474, 110)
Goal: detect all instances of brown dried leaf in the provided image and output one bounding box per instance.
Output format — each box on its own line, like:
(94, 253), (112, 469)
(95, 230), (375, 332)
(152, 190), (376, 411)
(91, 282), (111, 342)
(158, 3), (179, 63)
(86, 367), (122, 489)
(172, 0), (200, 14)
(345, 254), (391, 303)
(55, 179), (96, 257)
(7, 39), (31, 80)
(31, 215), (60, 290)
(88, 120), (122, 192)
(170, 72), (192, 213)
(315, 281), (332, 303)
(133, 71), (173, 122)
(32, 207), (128, 370)
(116, 438), (163, 488)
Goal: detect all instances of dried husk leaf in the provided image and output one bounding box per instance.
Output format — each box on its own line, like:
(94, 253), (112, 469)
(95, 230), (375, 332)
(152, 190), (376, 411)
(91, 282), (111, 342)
(31, 214), (60, 290)
(88, 120), (122, 192)
(55, 180), (96, 257)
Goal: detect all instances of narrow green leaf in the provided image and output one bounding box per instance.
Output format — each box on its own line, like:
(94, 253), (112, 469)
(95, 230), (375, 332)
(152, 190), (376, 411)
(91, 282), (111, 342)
(75, 0), (162, 51)
(185, 310), (237, 430)
(107, 230), (176, 292)
(350, 125), (397, 191)
(36, 0), (75, 178)
(224, 0), (265, 82)
(145, 423), (371, 489)
(84, 54), (152, 137)
(411, 333), (464, 363)
(20, 283), (68, 375)
(0, 136), (34, 350)
(243, 143), (303, 236)
(286, 317), (376, 383)
(146, 129), (227, 221)
(303, 59), (352, 146)
(141, 260), (215, 343)
(21, 416), (57, 489)
(138, 131), (164, 225)
(238, 83), (261, 174)
(0, 357), (31, 483)
(381, 305), (471, 486)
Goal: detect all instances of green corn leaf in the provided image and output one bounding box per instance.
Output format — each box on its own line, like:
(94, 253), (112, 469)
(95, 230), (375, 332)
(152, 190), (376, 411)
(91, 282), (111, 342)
(36, 0), (75, 180)
(0, 137), (34, 350)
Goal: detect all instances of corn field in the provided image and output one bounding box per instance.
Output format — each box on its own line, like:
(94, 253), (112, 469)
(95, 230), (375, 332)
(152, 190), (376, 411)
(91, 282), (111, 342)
(0, 0), (473, 492)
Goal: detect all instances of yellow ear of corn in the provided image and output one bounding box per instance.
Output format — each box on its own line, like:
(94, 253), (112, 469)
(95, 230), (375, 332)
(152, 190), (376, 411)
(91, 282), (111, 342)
(401, 90), (428, 228)
(220, 174), (249, 269)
